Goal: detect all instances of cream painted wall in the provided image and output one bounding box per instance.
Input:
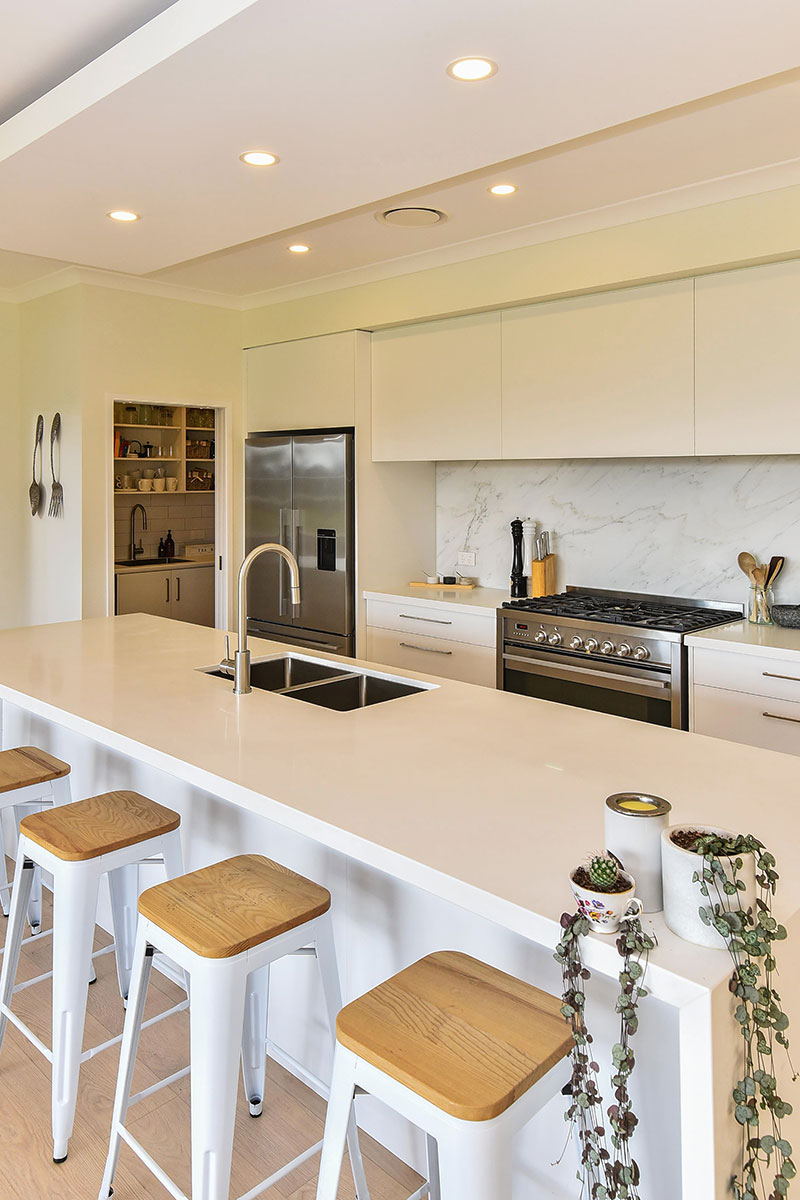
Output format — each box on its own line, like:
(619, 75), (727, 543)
(0, 303), (23, 628)
(242, 182), (800, 346)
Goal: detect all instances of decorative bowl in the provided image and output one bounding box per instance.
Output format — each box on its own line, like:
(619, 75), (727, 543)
(772, 605), (800, 629)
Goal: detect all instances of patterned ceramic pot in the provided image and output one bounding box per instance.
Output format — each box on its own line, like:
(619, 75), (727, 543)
(569, 868), (642, 934)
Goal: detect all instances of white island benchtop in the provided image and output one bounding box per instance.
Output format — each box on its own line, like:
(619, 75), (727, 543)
(0, 614), (798, 1198)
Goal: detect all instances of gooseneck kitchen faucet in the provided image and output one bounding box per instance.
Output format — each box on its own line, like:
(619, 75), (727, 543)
(130, 503), (148, 561)
(225, 543), (301, 694)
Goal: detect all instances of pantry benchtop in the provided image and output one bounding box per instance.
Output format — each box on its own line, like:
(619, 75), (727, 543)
(0, 614), (797, 1001)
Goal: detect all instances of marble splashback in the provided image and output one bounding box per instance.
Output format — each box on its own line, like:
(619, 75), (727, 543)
(436, 457), (800, 604)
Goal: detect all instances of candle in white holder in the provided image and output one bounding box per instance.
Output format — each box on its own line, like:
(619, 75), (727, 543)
(604, 792), (672, 913)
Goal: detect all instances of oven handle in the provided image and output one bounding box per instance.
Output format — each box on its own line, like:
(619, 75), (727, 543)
(502, 651), (671, 697)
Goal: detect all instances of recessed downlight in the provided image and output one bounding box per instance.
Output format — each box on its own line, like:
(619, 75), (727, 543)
(447, 57), (497, 81)
(489, 183), (516, 195)
(288, 243), (310, 253)
(377, 207), (448, 228)
(107, 210), (140, 222)
(240, 151), (279, 166)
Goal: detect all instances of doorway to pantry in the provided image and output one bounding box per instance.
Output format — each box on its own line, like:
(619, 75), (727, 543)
(107, 397), (231, 629)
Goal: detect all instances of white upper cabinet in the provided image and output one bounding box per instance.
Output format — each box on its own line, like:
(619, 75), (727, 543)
(695, 261), (800, 455)
(501, 280), (695, 460)
(371, 312), (502, 461)
(246, 332), (357, 431)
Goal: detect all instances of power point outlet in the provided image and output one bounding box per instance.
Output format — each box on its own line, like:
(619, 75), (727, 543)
(457, 551), (477, 567)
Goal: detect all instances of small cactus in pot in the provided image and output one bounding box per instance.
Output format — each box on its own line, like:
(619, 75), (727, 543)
(569, 852), (640, 933)
(588, 853), (619, 892)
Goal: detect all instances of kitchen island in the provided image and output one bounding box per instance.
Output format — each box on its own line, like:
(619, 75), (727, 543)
(0, 614), (797, 1199)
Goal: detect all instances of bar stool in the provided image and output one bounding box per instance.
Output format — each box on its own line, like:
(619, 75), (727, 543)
(100, 854), (370, 1200)
(0, 790), (184, 1163)
(316, 951), (574, 1200)
(0, 745), (73, 929)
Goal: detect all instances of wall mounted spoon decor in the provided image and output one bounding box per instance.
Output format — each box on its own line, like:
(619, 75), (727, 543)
(29, 414), (44, 516)
(48, 412), (64, 517)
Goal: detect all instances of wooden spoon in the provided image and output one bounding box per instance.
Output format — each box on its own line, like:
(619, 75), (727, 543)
(737, 551), (758, 580)
(766, 555), (785, 589)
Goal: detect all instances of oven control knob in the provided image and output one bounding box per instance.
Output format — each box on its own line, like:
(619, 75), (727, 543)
(548, 632), (563, 647)
(534, 630), (548, 644)
(617, 643), (632, 658)
(600, 640), (616, 655)
(633, 645), (650, 661)
(569, 635), (583, 650)
(584, 638), (599, 653)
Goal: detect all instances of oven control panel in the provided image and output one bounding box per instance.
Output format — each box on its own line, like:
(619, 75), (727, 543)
(505, 619), (670, 668)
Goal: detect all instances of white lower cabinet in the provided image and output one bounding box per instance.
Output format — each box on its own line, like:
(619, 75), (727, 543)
(691, 646), (800, 755)
(366, 628), (496, 687)
(116, 566), (215, 627)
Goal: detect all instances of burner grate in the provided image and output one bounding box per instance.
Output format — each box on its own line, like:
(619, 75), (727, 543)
(502, 592), (737, 634)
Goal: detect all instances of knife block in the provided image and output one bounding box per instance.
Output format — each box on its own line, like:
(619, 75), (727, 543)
(529, 554), (556, 598)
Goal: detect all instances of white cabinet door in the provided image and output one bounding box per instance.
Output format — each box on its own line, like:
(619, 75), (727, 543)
(695, 261), (800, 455)
(693, 683), (800, 757)
(501, 280), (695, 459)
(173, 568), (215, 627)
(371, 312), (501, 461)
(366, 628), (496, 687)
(246, 332), (356, 431)
(116, 570), (172, 618)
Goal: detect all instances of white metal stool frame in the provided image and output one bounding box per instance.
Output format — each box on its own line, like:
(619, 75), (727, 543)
(100, 907), (371, 1200)
(0, 824), (185, 1163)
(316, 1042), (572, 1200)
(0, 772), (73, 930)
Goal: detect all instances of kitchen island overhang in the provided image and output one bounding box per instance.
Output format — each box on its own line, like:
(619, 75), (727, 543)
(0, 613), (796, 1199)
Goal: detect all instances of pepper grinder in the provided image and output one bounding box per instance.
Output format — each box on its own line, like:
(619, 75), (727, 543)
(510, 518), (526, 598)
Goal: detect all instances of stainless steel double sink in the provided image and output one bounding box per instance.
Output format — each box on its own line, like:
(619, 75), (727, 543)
(199, 653), (434, 711)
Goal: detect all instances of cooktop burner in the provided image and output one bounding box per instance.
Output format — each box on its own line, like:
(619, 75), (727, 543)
(502, 591), (738, 634)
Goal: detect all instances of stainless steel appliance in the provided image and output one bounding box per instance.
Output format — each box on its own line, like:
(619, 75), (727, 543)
(245, 429), (354, 656)
(497, 587), (741, 729)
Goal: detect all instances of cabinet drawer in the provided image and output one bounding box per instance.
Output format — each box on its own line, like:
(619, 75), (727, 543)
(365, 598), (495, 648)
(693, 684), (800, 757)
(366, 628), (496, 687)
(692, 647), (800, 702)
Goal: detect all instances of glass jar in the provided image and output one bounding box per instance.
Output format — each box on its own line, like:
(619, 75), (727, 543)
(748, 583), (774, 625)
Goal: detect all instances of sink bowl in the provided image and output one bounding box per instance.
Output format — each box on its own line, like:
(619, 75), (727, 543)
(116, 557), (192, 567)
(204, 656), (349, 692)
(285, 673), (425, 710)
(199, 653), (434, 708)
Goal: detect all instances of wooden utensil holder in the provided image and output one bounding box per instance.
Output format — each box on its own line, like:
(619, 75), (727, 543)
(529, 554), (556, 598)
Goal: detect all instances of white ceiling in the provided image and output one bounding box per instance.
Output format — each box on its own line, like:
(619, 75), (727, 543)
(2, 0), (800, 299)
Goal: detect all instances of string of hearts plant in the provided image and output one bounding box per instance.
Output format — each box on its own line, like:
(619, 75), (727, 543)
(692, 833), (796, 1200)
(555, 909), (656, 1199)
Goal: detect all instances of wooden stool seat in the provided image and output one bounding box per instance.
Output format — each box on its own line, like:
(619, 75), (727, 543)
(19, 790), (180, 862)
(336, 950), (573, 1122)
(138, 854), (331, 959)
(0, 746), (70, 794)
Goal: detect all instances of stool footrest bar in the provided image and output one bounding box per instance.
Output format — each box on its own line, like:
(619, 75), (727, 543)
(117, 1126), (189, 1200)
(128, 1064), (191, 1108)
(80, 999), (189, 1064)
(0, 926), (54, 954)
(406, 1184), (431, 1200)
(0, 1002), (53, 1063)
(235, 1139), (323, 1200)
(266, 1038), (329, 1100)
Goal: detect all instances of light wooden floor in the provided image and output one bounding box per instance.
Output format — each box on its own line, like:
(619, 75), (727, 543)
(0, 865), (423, 1200)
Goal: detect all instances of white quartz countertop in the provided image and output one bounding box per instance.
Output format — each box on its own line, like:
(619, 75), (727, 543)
(363, 584), (509, 616)
(1, 614), (797, 1000)
(688, 618), (800, 661)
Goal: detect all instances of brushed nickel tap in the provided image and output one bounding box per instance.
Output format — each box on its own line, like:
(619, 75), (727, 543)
(223, 543), (301, 694)
(130, 503), (148, 561)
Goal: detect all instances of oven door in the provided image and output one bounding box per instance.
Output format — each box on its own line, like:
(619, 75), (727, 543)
(502, 643), (675, 727)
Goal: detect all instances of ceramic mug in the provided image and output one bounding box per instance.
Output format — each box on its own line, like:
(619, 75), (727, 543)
(142, 469), (155, 479)
(569, 869), (643, 934)
(122, 474), (135, 489)
(152, 478), (165, 492)
(166, 478), (178, 492)
(138, 478), (152, 492)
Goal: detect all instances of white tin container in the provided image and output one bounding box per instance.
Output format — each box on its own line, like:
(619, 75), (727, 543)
(661, 824), (756, 949)
(604, 793), (672, 913)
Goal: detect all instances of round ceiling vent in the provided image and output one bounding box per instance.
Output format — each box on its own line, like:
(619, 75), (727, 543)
(377, 207), (448, 228)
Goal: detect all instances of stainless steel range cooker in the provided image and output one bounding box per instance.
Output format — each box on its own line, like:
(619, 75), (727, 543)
(497, 588), (741, 729)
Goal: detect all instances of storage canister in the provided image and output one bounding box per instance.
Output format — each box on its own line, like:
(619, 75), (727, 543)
(604, 792), (672, 913)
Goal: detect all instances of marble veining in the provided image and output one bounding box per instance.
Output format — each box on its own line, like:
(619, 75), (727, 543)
(436, 456), (800, 603)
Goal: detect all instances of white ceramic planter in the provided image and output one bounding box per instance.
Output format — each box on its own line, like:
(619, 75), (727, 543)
(661, 824), (756, 949)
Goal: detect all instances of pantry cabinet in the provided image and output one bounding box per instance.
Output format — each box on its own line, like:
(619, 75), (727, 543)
(116, 565), (214, 627)
(695, 260), (800, 455)
(501, 280), (695, 459)
(371, 312), (502, 461)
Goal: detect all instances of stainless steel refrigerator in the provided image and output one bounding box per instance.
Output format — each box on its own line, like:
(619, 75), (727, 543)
(244, 429), (355, 656)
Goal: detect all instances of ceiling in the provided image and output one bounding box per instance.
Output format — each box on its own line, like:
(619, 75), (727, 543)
(2, 0), (800, 302)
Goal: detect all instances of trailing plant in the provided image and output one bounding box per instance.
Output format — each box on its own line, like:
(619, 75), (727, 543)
(691, 832), (797, 1200)
(555, 909), (656, 1198)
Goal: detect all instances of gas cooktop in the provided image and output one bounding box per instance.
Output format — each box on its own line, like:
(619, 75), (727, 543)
(501, 590), (738, 634)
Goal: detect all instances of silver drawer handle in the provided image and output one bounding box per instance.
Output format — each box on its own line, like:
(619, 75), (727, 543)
(399, 614), (453, 625)
(763, 671), (800, 684)
(399, 642), (453, 656)
(763, 711), (800, 726)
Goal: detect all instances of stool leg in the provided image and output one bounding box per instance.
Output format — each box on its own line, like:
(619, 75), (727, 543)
(51, 864), (100, 1162)
(0, 850), (35, 1054)
(108, 862), (139, 1003)
(190, 959), (248, 1200)
(160, 828), (184, 882)
(99, 924), (155, 1200)
(314, 914), (370, 1200)
(425, 1134), (441, 1200)
(14, 806), (43, 932)
(0, 818), (9, 917)
(241, 963), (269, 1117)
(315, 1045), (359, 1200)
(435, 1122), (512, 1200)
